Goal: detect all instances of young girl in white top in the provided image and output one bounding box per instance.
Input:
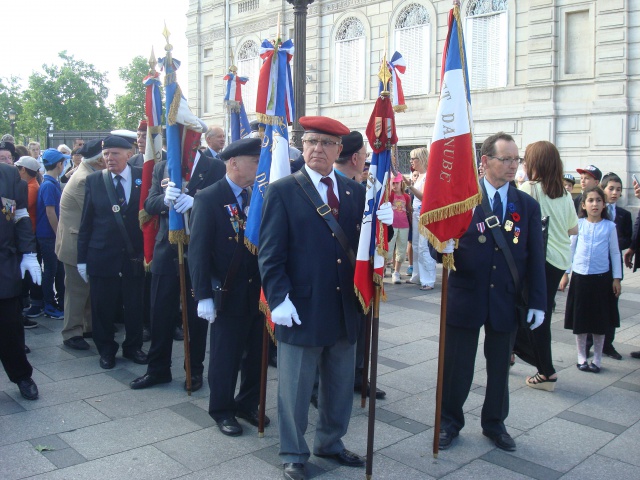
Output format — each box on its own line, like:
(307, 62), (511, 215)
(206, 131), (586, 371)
(563, 186), (622, 373)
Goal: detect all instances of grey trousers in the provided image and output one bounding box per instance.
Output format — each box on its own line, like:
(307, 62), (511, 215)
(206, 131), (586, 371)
(61, 263), (92, 341)
(277, 336), (356, 464)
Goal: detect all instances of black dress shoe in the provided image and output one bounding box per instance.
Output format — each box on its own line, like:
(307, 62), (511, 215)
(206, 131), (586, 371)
(100, 355), (116, 369)
(315, 449), (365, 467)
(130, 373), (172, 389)
(354, 382), (386, 399)
(438, 429), (458, 450)
(588, 362), (601, 373)
(17, 378), (38, 400)
(122, 349), (149, 364)
(237, 409), (270, 427)
(63, 336), (91, 351)
(142, 326), (151, 342)
(83, 331), (93, 339)
(172, 326), (184, 341)
(283, 463), (305, 480)
(216, 417), (243, 436)
(184, 374), (203, 392)
(631, 351), (640, 359)
(577, 362), (589, 372)
(603, 347), (622, 360)
(483, 431), (516, 451)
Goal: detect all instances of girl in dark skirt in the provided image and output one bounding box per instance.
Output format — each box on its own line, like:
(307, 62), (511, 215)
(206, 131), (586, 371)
(563, 186), (622, 372)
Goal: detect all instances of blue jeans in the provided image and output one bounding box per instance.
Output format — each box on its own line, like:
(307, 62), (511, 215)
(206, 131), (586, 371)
(37, 237), (65, 308)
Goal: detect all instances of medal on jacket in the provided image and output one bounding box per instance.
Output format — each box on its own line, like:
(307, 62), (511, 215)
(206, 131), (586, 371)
(2, 197), (16, 221)
(112, 205), (120, 213)
(224, 203), (241, 238)
(504, 220), (514, 232)
(513, 226), (521, 244)
(476, 222), (486, 243)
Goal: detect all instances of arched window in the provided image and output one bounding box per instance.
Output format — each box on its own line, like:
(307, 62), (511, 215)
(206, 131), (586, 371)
(464, 0), (508, 89)
(394, 4), (430, 95)
(237, 40), (260, 114)
(334, 17), (366, 103)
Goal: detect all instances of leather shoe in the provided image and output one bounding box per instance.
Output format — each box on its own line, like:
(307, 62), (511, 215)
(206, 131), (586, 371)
(631, 351), (640, 359)
(17, 378), (38, 400)
(122, 349), (149, 365)
(603, 347), (622, 360)
(315, 449), (365, 467)
(216, 417), (243, 436)
(438, 429), (458, 450)
(63, 336), (90, 350)
(354, 382), (386, 399)
(99, 355), (115, 369)
(130, 373), (172, 390)
(184, 374), (203, 392)
(283, 463), (305, 480)
(483, 430), (516, 451)
(172, 326), (184, 341)
(237, 409), (270, 427)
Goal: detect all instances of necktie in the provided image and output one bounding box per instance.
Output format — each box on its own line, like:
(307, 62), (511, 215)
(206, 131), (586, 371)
(492, 191), (503, 224)
(320, 177), (339, 219)
(240, 188), (249, 214)
(115, 175), (127, 209)
(608, 204), (615, 219)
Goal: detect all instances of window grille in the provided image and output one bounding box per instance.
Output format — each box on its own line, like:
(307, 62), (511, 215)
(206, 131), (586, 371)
(238, 0), (259, 13)
(394, 4), (430, 95)
(334, 17), (366, 103)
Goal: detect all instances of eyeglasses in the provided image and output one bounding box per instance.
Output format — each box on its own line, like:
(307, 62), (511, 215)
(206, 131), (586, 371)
(302, 139), (341, 148)
(489, 156), (524, 166)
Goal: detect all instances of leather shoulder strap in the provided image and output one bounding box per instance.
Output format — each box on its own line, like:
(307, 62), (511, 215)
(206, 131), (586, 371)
(293, 170), (356, 268)
(102, 170), (135, 257)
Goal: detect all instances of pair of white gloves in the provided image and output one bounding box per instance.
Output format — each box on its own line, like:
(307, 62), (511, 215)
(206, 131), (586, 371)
(164, 181), (193, 214)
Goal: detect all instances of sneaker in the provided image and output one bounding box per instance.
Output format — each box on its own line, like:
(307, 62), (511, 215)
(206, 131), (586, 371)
(406, 265), (413, 276)
(23, 317), (39, 329)
(392, 272), (401, 284)
(24, 305), (44, 318)
(43, 304), (64, 319)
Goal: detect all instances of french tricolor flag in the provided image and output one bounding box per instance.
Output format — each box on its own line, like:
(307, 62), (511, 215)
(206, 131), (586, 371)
(420, 6), (481, 259)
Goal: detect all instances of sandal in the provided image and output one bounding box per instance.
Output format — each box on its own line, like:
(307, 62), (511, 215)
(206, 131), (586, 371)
(525, 372), (557, 392)
(419, 285), (434, 291)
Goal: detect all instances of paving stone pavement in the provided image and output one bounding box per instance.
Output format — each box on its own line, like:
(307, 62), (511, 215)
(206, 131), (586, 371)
(2, 265), (639, 479)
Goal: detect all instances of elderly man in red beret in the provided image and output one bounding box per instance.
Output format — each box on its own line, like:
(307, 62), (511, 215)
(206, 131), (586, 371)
(259, 116), (392, 480)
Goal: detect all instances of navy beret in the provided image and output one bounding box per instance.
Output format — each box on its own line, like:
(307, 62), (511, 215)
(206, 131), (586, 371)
(220, 137), (262, 160)
(79, 139), (104, 159)
(340, 131), (364, 158)
(0, 141), (16, 158)
(102, 135), (133, 149)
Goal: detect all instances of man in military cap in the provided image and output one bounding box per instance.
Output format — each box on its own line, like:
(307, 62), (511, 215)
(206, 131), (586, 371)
(0, 140), (16, 165)
(129, 135), (226, 391)
(334, 131), (367, 180)
(0, 161), (42, 400)
(56, 139), (105, 350)
(77, 135), (148, 369)
(188, 137), (267, 437)
(259, 116), (392, 480)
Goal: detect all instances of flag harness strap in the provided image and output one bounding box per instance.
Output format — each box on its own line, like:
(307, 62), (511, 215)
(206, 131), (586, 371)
(293, 170), (356, 268)
(102, 169), (136, 258)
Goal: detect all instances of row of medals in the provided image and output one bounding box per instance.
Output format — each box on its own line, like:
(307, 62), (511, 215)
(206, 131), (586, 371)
(478, 219), (519, 244)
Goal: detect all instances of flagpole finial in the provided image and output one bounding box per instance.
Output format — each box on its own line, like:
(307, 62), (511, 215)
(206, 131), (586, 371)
(148, 47), (157, 72)
(163, 22), (173, 53)
(229, 65), (238, 74)
(378, 57), (392, 97)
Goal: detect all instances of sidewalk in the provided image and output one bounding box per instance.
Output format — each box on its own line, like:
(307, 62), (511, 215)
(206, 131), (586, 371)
(1, 265), (639, 479)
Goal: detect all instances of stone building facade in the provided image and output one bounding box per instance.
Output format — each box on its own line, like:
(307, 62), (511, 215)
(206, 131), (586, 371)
(186, 0), (639, 205)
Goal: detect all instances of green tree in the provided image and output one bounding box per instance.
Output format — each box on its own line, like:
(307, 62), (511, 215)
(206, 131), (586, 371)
(113, 55), (153, 130)
(21, 51), (113, 140)
(0, 76), (24, 139)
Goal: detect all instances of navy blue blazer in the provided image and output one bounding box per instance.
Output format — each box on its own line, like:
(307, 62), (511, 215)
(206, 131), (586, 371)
(77, 167), (144, 277)
(258, 168), (365, 347)
(447, 183), (546, 333)
(144, 156), (226, 276)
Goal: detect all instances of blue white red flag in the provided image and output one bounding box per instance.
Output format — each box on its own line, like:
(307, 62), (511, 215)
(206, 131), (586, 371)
(420, 5), (480, 268)
(255, 39), (294, 123)
(223, 70), (251, 141)
(379, 51), (407, 113)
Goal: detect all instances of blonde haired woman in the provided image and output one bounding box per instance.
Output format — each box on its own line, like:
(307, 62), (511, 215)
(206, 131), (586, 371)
(404, 147), (436, 290)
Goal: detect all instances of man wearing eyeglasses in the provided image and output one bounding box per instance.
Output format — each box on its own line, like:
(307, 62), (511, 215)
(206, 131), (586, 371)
(259, 116), (393, 480)
(438, 132), (546, 453)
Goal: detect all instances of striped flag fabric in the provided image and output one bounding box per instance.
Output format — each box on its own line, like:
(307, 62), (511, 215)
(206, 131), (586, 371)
(223, 68), (251, 141)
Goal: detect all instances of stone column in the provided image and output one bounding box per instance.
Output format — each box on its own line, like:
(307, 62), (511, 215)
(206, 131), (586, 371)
(286, 0), (314, 149)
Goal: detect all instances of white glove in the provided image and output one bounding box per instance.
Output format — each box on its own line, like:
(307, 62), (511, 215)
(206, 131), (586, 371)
(198, 298), (215, 323)
(164, 181), (181, 206)
(271, 294), (301, 328)
(376, 202), (394, 226)
(173, 193), (194, 214)
(527, 309), (545, 330)
(20, 253), (42, 285)
(77, 263), (88, 283)
(442, 239), (455, 254)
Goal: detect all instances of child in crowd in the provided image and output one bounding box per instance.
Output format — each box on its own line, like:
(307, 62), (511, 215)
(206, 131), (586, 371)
(562, 186), (622, 373)
(562, 173), (575, 194)
(387, 173), (411, 284)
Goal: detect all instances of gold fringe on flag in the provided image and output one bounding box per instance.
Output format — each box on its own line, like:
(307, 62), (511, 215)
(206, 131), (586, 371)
(256, 112), (285, 126)
(258, 300), (277, 344)
(442, 253), (455, 271)
(393, 105), (408, 113)
(167, 84), (182, 126)
(244, 236), (258, 255)
(169, 229), (189, 245)
(138, 208), (154, 229)
(354, 287), (371, 315)
(419, 193), (481, 227)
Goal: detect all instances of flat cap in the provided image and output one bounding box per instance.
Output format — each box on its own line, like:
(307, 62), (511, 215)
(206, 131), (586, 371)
(219, 137), (262, 161)
(563, 173), (575, 185)
(42, 148), (70, 167)
(102, 135), (134, 149)
(0, 141), (16, 158)
(79, 139), (104, 159)
(576, 165), (602, 181)
(340, 131), (364, 158)
(299, 116), (350, 137)
(14, 156), (40, 172)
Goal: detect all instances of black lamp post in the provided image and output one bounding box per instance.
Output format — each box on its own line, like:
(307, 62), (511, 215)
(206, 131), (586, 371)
(286, 0), (314, 149)
(45, 117), (53, 149)
(9, 108), (16, 137)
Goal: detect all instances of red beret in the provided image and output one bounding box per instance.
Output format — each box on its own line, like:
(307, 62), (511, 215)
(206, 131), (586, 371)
(299, 116), (349, 137)
(137, 119), (148, 131)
